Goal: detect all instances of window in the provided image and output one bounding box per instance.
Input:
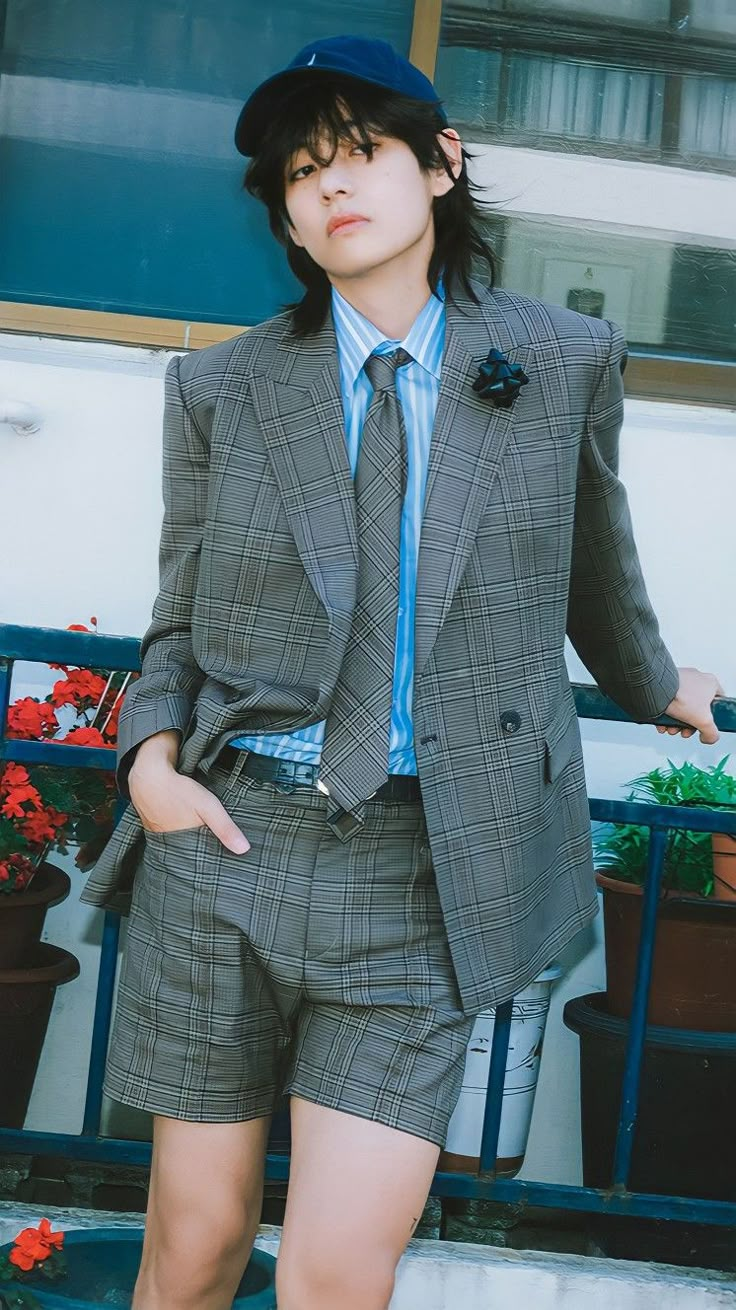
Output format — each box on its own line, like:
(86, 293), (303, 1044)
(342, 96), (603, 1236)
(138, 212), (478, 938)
(436, 1), (736, 171)
(0, 0), (415, 326)
(437, 1), (736, 380)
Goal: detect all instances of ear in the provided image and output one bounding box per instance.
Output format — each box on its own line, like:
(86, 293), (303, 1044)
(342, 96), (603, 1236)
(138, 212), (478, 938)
(432, 128), (463, 197)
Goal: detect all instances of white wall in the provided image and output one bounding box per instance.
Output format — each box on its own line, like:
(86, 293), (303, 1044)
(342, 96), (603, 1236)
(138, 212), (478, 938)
(469, 142), (736, 248)
(1, 325), (734, 1182)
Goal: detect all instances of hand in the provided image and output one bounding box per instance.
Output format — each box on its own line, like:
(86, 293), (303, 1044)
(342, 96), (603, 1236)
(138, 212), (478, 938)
(129, 741), (250, 854)
(658, 667), (725, 744)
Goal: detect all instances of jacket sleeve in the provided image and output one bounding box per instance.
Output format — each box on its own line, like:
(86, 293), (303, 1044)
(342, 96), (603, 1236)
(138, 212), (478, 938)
(115, 353), (208, 794)
(566, 320), (680, 721)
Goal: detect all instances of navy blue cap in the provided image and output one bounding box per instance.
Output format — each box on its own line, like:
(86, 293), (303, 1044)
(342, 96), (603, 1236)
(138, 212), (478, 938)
(235, 34), (447, 157)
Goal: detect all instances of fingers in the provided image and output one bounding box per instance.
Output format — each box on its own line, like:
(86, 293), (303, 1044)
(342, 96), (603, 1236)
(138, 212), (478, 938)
(656, 724), (699, 739)
(202, 799), (251, 855)
(658, 723), (719, 743)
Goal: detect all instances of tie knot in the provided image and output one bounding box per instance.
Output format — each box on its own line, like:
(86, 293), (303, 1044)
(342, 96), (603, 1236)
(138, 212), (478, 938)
(364, 349), (411, 394)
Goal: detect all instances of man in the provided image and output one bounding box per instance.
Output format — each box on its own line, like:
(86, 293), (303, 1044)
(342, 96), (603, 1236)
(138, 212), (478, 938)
(80, 35), (722, 1310)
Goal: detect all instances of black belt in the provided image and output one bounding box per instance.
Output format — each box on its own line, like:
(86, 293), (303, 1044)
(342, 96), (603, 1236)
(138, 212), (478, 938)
(218, 744), (421, 803)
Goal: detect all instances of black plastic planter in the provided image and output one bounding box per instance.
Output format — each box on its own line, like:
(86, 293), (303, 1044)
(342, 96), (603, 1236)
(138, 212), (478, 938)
(0, 942), (80, 1128)
(563, 992), (736, 1202)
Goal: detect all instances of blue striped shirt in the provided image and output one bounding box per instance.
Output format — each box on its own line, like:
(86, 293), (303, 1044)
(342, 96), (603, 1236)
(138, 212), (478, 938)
(231, 283), (445, 774)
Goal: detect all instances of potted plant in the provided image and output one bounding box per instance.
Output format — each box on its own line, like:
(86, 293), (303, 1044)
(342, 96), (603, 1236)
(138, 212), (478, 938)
(0, 621), (137, 1128)
(562, 756), (736, 1232)
(593, 757), (736, 1030)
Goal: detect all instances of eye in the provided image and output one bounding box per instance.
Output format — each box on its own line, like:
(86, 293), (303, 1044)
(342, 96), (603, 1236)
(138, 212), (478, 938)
(289, 162), (316, 182)
(350, 141), (376, 159)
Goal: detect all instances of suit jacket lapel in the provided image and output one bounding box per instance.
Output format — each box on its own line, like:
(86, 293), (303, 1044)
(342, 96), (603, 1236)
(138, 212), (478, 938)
(250, 317), (359, 676)
(414, 290), (534, 679)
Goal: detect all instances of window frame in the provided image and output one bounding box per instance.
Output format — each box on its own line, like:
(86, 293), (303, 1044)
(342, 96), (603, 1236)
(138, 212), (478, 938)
(1, 0), (733, 407)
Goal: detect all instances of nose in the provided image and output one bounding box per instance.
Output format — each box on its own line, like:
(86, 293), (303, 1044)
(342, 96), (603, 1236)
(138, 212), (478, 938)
(319, 158), (353, 203)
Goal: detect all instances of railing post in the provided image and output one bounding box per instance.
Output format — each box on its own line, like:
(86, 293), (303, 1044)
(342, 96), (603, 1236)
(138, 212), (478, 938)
(478, 997), (513, 1175)
(611, 823), (669, 1190)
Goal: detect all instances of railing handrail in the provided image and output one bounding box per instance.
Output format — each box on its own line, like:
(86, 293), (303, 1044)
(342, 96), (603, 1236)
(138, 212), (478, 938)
(1, 621), (735, 1231)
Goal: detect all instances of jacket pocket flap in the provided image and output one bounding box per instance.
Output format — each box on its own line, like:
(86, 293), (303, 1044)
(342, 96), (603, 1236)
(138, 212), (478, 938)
(544, 703), (580, 783)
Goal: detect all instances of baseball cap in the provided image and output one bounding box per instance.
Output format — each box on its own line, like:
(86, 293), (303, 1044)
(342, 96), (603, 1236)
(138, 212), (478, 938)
(235, 34), (447, 157)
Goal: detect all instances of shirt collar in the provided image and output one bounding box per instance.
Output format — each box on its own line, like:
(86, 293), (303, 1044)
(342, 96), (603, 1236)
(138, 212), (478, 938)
(331, 280), (445, 395)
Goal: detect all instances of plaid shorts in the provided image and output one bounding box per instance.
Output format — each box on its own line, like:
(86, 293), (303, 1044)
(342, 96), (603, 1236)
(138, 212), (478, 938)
(103, 748), (475, 1147)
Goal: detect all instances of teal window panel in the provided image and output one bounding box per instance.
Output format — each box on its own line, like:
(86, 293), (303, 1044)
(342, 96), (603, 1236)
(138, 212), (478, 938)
(0, 0), (415, 323)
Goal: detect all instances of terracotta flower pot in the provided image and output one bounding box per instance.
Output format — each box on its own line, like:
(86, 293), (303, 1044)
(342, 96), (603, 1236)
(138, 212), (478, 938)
(712, 832), (736, 901)
(0, 862), (71, 969)
(596, 871), (736, 1032)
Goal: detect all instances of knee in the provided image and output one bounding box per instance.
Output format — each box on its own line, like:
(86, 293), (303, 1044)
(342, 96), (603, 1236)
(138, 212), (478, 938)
(276, 1246), (396, 1310)
(136, 1210), (258, 1307)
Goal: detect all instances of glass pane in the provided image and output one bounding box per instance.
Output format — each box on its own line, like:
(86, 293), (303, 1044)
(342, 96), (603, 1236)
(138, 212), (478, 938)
(679, 76), (736, 163)
(689, 0), (736, 40)
(434, 46), (502, 132)
(504, 55), (664, 147)
(0, 0), (414, 322)
(485, 214), (736, 363)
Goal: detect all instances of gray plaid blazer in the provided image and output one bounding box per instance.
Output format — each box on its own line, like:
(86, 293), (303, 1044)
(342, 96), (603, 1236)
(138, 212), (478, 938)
(80, 281), (678, 1013)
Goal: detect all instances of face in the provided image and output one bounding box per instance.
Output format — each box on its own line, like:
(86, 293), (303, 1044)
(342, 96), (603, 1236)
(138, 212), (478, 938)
(283, 126), (462, 282)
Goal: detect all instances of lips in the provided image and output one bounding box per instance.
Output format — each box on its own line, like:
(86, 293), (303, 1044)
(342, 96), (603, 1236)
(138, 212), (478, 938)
(327, 213), (368, 237)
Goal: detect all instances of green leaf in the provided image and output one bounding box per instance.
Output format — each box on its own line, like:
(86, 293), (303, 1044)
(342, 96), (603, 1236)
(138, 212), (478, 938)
(594, 755), (734, 895)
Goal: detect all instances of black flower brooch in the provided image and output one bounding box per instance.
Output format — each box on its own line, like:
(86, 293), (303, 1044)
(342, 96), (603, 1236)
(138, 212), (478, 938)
(472, 349), (529, 408)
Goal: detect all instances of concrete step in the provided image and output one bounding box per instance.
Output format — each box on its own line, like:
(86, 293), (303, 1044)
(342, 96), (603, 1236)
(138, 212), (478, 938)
(1, 1201), (734, 1309)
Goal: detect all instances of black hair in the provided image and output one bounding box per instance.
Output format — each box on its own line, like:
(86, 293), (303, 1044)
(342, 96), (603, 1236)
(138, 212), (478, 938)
(243, 74), (496, 336)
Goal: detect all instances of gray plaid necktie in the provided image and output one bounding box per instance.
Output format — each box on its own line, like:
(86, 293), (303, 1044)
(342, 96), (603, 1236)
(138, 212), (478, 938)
(319, 348), (411, 839)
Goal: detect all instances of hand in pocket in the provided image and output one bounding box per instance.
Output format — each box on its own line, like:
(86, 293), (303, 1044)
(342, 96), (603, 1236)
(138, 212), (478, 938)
(130, 765), (250, 854)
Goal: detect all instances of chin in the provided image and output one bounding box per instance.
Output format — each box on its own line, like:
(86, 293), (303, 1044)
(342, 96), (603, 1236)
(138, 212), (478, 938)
(325, 243), (415, 280)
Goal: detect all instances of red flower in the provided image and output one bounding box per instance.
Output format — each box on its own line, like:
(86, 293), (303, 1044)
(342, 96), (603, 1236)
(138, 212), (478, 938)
(7, 698), (58, 740)
(0, 763), (31, 794)
(9, 1217), (64, 1271)
(1, 783), (43, 819)
(0, 855), (35, 889)
(62, 726), (109, 748)
(50, 668), (107, 709)
(21, 807), (67, 845)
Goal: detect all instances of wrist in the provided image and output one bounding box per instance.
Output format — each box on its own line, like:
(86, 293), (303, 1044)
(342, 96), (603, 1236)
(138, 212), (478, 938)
(130, 729), (180, 781)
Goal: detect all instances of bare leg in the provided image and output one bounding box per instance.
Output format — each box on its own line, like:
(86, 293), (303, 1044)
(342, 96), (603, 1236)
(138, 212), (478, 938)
(276, 1096), (439, 1310)
(132, 1113), (271, 1310)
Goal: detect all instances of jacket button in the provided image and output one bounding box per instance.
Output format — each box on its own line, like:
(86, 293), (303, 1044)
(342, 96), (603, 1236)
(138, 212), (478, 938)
(500, 710), (521, 735)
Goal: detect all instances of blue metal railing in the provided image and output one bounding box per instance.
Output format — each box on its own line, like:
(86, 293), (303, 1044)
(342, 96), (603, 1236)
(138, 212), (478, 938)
(1, 623), (735, 1227)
